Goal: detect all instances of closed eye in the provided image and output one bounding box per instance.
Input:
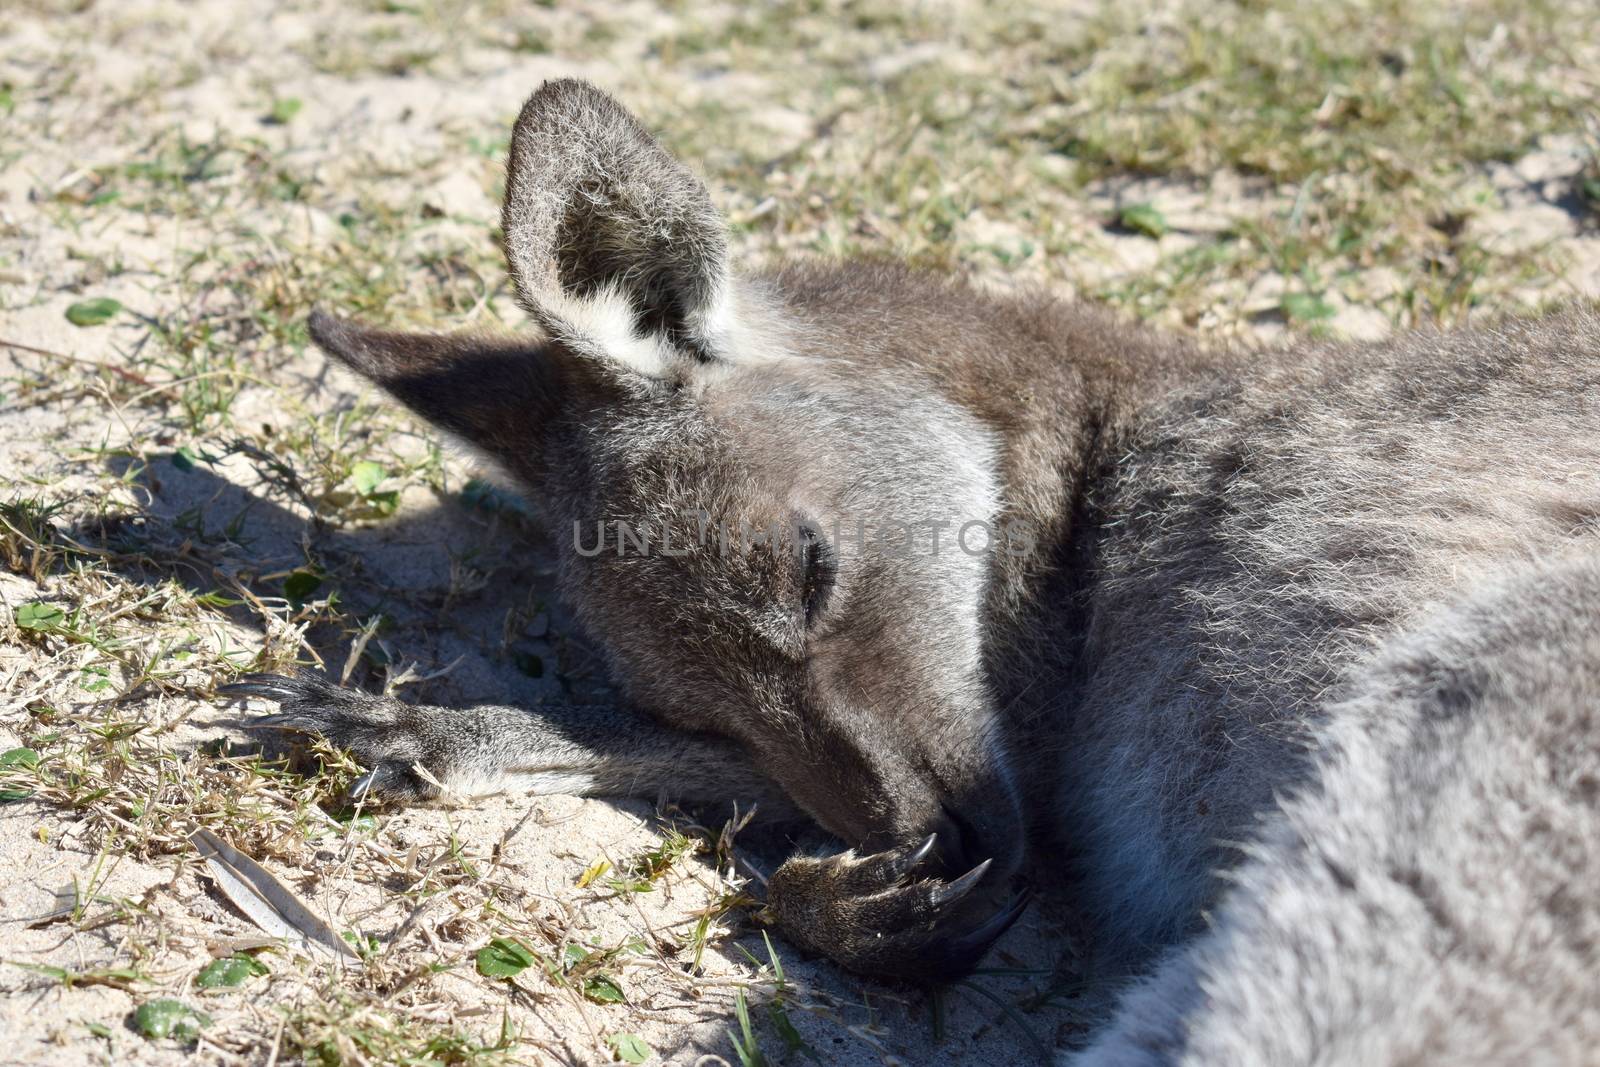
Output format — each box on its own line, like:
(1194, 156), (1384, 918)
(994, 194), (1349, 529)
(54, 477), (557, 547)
(801, 528), (836, 628)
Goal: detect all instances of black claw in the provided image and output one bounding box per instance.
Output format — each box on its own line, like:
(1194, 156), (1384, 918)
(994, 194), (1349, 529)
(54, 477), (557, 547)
(348, 763), (432, 804)
(348, 766), (389, 799)
(949, 890), (1032, 957)
(889, 833), (939, 879)
(930, 856), (992, 907)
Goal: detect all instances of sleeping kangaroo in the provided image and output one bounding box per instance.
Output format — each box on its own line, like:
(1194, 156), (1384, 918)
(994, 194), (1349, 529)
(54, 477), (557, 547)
(225, 80), (1600, 1063)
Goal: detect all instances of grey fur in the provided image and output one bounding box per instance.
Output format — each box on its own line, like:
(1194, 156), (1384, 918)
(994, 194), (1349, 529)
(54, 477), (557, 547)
(1073, 551), (1600, 1065)
(242, 80), (1600, 1058)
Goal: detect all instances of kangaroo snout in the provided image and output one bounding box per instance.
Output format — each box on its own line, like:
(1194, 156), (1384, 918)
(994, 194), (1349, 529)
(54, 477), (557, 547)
(932, 795), (1027, 890)
(766, 699), (1028, 887)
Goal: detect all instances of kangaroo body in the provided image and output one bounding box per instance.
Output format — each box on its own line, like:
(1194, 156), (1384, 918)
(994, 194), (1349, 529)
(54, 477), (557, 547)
(231, 82), (1600, 1062)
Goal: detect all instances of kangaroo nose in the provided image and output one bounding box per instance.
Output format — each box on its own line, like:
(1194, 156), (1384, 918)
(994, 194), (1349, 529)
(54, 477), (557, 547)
(928, 808), (976, 875)
(926, 797), (1027, 891)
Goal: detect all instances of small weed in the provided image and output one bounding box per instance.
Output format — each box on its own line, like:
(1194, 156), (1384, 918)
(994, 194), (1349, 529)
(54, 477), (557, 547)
(279, 991), (518, 1065)
(195, 953), (269, 990)
(266, 97), (302, 125)
(10, 961), (145, 991)
(608, 1031), (653, 1063)
(728, 988), (766, 1067)
(729, 932), (816, 1062)
(607, 825), (702, 894)
(475, 936), (540, 979)
(564, 938), (647, 1004)
(64, 298), (122, 327)
(131, 998), (210, 1041)
(1118, 203), (1168, 239)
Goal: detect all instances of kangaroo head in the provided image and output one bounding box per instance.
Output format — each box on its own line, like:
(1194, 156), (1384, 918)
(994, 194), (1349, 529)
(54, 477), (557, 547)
(310, 80), (1027, 887)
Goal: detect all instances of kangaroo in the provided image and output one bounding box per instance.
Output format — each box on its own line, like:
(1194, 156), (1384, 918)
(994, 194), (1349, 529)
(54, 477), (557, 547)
(226, 80), (1600, 1063)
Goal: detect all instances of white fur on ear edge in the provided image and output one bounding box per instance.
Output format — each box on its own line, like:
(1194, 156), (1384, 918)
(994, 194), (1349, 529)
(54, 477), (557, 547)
(541, 283), (678, 379)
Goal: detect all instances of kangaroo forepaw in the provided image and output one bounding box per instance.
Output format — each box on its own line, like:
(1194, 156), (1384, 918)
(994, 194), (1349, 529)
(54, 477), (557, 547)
(763, 834), (1030, 982)
(219, 672), (440, 803)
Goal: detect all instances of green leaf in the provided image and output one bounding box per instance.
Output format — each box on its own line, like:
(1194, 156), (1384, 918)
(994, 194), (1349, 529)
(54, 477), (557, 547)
(171, 445), (219, 472)
(349, 461), (387, 496)
(367, 490), (400, 515)
(342, 929), (380, 958)
(604, 876), (653, 894)
(583, 974), (626, 1004)
(282, 570), (323, 604)
(608, 1032), (652, 1063)
(65, 297), (122, 327)
(268, 97), (302, 125)
(0, 748), (40, 770)
(476, 937), (537, 979)
(767, 1000), (807, 1056)
(337, 811), (377, 833)
(1281, 292), (1336, 322)
(195, 955), (266, 990)
(728, 988), (764, 1067)
(1118, 203), (1168, 238)
(131, 999), (210, 1041)
(15, 603), (65, 631)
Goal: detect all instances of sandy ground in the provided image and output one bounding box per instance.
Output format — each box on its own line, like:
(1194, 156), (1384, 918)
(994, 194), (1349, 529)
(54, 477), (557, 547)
(2, 0), (1597, 1064)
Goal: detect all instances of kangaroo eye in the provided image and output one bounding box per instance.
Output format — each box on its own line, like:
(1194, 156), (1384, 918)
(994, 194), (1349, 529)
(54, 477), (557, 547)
(800, 527), (836, 628)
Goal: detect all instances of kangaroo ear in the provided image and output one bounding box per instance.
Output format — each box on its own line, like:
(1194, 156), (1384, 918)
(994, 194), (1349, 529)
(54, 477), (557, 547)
(308, 309), (620, 486)
(502, 79), (731, 374)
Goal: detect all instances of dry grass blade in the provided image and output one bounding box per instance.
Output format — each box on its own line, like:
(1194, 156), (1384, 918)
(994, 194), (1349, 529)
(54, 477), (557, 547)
(189, 827), (359, 963)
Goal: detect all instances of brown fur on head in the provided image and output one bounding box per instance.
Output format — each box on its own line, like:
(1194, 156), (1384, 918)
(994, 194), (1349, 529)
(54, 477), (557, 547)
(308, 79), (1028, 901)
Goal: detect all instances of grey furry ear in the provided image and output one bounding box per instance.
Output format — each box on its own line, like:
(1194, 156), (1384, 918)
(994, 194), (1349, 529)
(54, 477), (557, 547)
(308, 309), (619, 485)
(502, 79), (731, 374)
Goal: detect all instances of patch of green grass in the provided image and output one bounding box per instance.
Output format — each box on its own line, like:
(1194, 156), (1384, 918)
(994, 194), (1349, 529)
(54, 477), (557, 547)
(280, 991), (519, 1065)
(1118, 203), (1168, 239)
(265, 97), (303, 125)
(131, 998), (211, 1042)
(0, 495), (77, 578)
(642, 0), (1594, 332)
(1044, 1), (1585, 185)
(605, 825), (702, 894)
